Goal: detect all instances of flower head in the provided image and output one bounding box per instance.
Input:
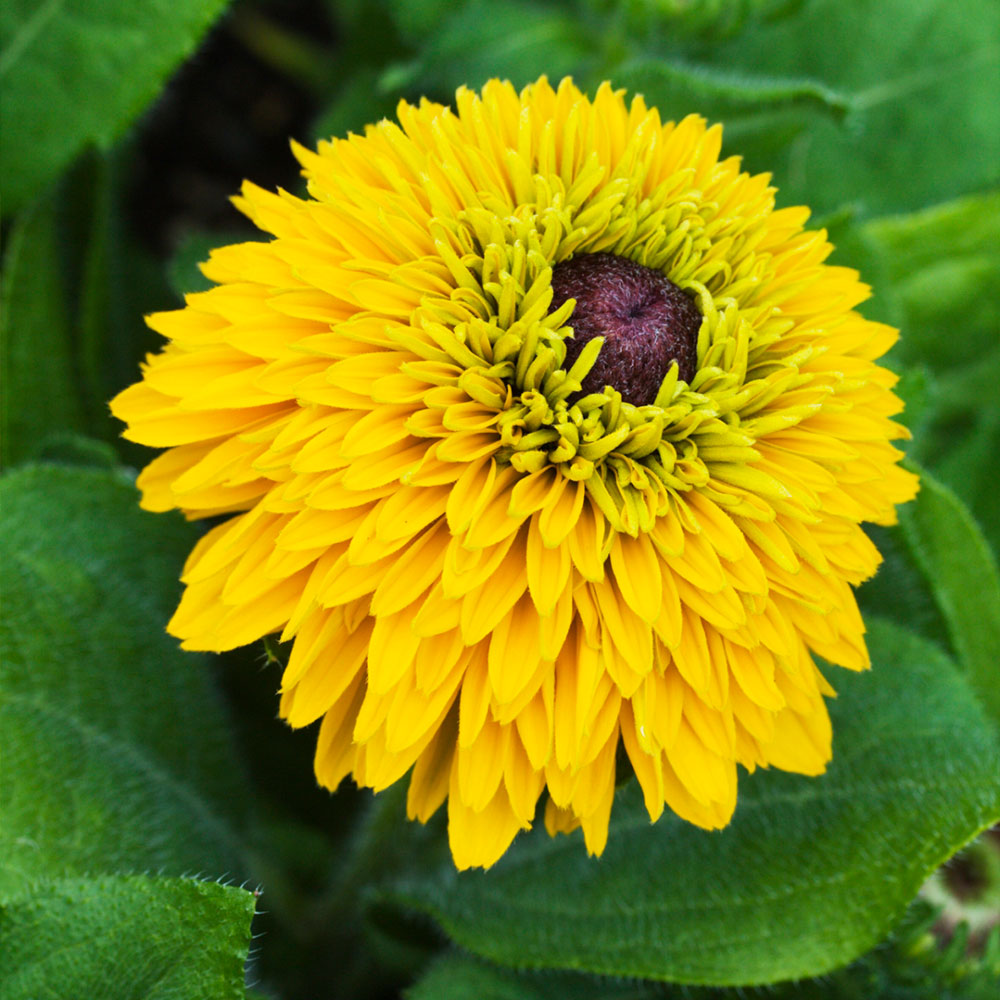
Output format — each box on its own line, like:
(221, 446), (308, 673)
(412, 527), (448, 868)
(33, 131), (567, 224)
(112, 77), (918, 869)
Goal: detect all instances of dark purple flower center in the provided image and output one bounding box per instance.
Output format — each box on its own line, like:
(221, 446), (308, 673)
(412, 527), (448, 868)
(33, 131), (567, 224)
(549, 253), (701, 405)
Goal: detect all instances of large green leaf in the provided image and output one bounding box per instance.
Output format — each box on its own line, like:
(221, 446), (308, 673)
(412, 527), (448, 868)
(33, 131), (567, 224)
(410, 921), (1000, 1000)
(0, 875), (255, 1000)
(408, 952), (676, 1000)
(408, 952), (662, 1000)
(897, 466), (1000, 727)
(0, 0), (232, 213)
(382, 620), (1000, 985)
(618, 0), (999, 218)
(613, 0), (808, 40)
(0, 197), (85, 467)
(614, 56), (852, 134)
(0, 464), (252, 899)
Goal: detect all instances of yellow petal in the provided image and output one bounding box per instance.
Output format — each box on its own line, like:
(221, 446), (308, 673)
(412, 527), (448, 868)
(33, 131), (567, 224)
(488, 596), (544, 707)
(459, 533), (528, 644)
(538, 478), (585, 547)
(609, 532), (662, 624)
(514, 674), (554, 770)
(503, 732), (546, 825)
(284, 617), (373, 728)
(369, 519), (450, 616)
(566, 498), (607, 581)
(374, 483), (450, 542)
(660, 753), (735, 831)
(458, 647), (492, 748)
(407, 710), (458, 822)
(367, 604), (422, 696)
(665, 717), (734, 809)
(764, 701), (832, 775)
(525, 515), (572, 616)
(620, 701), (665, 822)
(457, 717), (506, 810)
(384, 653), (466, 754)
(448, 769), (525, 870)
(589, 576), (653, 679)
(313, 674), (366, 790)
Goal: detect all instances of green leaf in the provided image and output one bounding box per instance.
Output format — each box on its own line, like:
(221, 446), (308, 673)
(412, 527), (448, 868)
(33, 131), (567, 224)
(613, 0), (807, 40)
(0, 196), (85, 467)
(168, 228), (246, 299)
(614, 56), (852, 125)
(381, 0), (459, 41)
(862, 190), (1000, 287)
(627, 0), (999, 218)
(382, 620), (1000, 986)
(311, 65), (403, 145)
(611, 57), (854, 191)
(898, 465), (1000, 727)
(922, 404), (1000, 558)
(0, 0), (232, 213)
(1, 154), (179, 469)
(30, 431), (120, 469)
(382, 0), (592, 95)
(858, 523), (950, 654)
(408, 952), (663, 1000)
(411, 903), (1000, 1000)
(830, 192), (1000, 550)
(0, 875), (255, 1000)
(60, 151), (177, 464)
(844, 192), (1000, 368)
(0, 464), (252, 899)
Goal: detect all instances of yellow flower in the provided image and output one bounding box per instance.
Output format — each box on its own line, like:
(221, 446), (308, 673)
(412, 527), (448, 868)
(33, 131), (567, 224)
(111, 77), (918, 869)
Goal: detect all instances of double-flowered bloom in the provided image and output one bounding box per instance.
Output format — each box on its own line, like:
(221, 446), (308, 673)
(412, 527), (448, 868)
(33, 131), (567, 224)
(112, 77), (918, 868)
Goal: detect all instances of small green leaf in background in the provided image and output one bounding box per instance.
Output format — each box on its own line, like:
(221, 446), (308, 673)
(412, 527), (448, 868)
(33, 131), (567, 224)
(29, 431), (120, 469)
(169, 228), (248, 298)
(380, 0), (457, 41)
(0, 197), (86, 467)
(857, 521), (951, 658)
(0, 0), (233, 213)
(310, 65), (402, 145)
(380, 0), (593, 95)
(0, 464), (253, 897)
(897, 465), (1000, 727)
(926, 403), (1000, 559)
(842, 192), (1000, 556)
(830, 191), (1000, 557)
(1, 154), (177, 469)
(856, 192), (1000, 372)
(0, 875), (255, 1000)
(383, 620), (1000, 986)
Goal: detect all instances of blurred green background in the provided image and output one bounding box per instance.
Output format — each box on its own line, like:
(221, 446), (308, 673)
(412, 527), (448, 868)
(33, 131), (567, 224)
(1, 2), (998, 998)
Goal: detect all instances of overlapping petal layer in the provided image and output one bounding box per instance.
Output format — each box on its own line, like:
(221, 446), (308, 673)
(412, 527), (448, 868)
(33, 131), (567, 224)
(112, 77), (918, 869)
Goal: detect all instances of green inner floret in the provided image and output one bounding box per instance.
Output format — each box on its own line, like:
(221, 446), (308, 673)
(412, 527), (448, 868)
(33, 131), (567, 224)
(410, 178), (812, 536)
